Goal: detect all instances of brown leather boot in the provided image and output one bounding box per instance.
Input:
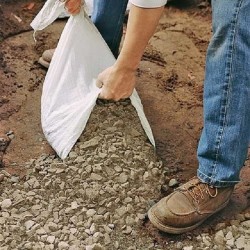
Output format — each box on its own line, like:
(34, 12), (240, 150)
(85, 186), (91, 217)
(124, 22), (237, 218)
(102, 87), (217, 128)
(38, 49), (56, 68)
(148, 177), (234, 234)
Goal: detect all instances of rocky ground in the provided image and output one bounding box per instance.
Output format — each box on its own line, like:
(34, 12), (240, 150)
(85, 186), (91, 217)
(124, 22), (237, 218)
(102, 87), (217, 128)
(0, 0), (249, 249)
(0, 100), (249, 250)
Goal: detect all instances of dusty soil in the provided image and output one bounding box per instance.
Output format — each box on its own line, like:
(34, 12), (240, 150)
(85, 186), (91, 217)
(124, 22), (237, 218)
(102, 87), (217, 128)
(0, 0), (249, 247)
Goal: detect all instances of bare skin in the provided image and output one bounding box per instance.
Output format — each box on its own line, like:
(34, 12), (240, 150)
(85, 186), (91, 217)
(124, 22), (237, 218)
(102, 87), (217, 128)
(65, 1), (163, 101)
(98, 5), (164, 101)
(64, 0), (82, 15)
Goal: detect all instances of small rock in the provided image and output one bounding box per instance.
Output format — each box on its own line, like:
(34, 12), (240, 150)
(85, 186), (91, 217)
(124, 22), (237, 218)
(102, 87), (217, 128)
(235, 214), (245, 221)
(235, 236), (246, 249)
(143, 171), (150, 181)
(130, 128), (141, 137)
(244, 213), (250, 219)
(70, 228), (77, 235)
(70, 215), (78, 225)
(24, 220), (35, 230)
(226, 238), (235, 247)
(71, 201), (79, 209)
(113, 120), (124, 128)
(85, 243), (104, 250)
(160, 184), (169, 193)
(147, 200), (156, 208)
(225, 231), (233, 240)
(103, 225), (112, 234)
(80, 137), (100, 150)
(90, 173), (103, 181)
(86, 209), (96, 217)
(215, 222), (227, 231)
(36, 228), (47, 235)
(123, 226), (132, 234)
(90, 223), (96, 234)
(137, 213), (146, 220)
(151, 168), (160, 176)
(10, 176), (19, 183)
(241, 220), (250, 228)
(0, 218), (6, 225)
(6, 130), (14, 136)
(176, 242), (183, 249)
(2, 211), (9, 218)
(0, 234), (4, 242)
(168, 179), (179, 187)
(58, 241), (69, 250)
(47, 222), (58, 231)
(1, 199), (12, 209)
(183, 246), (193, 250)
(118, 173), (128, 183)
(0, 135), (11, 151)
(24, 242), (32, 249)
(114, 166), (122, 172)
(214, 230), (225, 246)
(230, 220), (240, 226)
(124, 197), (132, 203)
(47, 236), (55, 244)
(68, 151), (78, 158)
(108, 224), (115, 229)
(114, 241), (119, 249)
(0, 174), (4, 182)
(104, 233), (111, 245)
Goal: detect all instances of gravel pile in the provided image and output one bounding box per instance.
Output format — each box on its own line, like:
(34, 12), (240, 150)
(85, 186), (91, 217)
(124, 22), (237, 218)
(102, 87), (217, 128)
(0, 100), (249, 249)
(195, 215), (250, 250)
(0, 100), (165, 249)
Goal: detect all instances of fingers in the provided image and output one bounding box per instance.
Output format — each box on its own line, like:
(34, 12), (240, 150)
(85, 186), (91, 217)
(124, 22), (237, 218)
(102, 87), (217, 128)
(98, 87), (132, 101)
(65, 0), (82, 15)
(98, 88), (114, 101)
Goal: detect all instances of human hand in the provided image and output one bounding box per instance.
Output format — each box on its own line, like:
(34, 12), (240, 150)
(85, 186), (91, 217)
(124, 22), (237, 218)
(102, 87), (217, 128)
(97, 66), (136, 101)
(64, 0), (82, 15)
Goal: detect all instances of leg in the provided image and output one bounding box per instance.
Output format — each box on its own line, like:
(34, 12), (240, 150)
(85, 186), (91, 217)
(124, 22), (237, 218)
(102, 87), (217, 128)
(148, 0), (250, 234)
(197, 0), (250, 187)
(91, 0), (128, 58)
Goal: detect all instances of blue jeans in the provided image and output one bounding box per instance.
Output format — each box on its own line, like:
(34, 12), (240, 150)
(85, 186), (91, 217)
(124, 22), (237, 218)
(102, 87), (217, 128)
(91, 0), (128, 58)
(197, 0), (250, 187)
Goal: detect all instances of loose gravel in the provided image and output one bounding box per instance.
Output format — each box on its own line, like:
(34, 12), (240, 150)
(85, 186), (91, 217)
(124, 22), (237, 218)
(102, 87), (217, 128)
(0, 100), (249, 249)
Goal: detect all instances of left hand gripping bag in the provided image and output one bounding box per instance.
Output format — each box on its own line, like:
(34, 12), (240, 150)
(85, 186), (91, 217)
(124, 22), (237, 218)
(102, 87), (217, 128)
(31, 0), (155, 159)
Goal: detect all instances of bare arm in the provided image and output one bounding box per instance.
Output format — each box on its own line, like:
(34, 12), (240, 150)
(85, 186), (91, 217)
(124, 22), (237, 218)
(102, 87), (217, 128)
(98, 4), (164, 101)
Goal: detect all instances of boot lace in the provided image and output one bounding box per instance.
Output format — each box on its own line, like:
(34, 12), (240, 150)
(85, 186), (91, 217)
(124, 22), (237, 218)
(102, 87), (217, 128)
(184, 181), (218, 204)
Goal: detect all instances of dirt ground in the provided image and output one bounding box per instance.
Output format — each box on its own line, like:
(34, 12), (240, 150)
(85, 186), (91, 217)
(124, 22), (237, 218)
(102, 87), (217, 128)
(0, 0), (249, 246)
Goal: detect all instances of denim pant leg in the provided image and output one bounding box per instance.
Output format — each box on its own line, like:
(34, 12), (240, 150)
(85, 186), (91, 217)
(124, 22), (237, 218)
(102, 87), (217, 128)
(197, 0), (250, 187)
(91, 0), (128, 58)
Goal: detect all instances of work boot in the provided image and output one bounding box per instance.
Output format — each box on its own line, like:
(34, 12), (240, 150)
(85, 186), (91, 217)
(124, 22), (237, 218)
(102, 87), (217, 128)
(148, 176), (234, 234)
(38, 48), (55, 68)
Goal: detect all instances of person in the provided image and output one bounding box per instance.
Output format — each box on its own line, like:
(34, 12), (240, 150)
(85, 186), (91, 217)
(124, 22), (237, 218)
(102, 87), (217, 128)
(60, 0), (250, 234)
(39, 0), (129, 67)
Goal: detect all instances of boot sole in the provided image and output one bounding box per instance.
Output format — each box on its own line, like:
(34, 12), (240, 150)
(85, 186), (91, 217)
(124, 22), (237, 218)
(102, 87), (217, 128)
(38, 57), (50, 68)
(148, 199), (230, 234)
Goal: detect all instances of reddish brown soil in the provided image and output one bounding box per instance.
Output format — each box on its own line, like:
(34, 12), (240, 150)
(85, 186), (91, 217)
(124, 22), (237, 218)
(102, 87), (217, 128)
(0, 0), (249, 245)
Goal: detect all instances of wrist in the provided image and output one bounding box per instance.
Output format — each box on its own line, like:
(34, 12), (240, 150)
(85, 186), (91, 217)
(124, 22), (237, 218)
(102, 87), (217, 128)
(114, 58), (139, 72)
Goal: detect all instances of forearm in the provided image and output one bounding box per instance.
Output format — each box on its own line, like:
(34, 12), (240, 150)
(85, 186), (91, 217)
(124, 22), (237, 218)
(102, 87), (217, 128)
(115, 4), (164, 71)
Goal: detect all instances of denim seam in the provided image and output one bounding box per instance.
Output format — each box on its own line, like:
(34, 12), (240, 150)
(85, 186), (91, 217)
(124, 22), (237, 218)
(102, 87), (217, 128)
(111, 0), (128, 53)
(210, 0), (243, 181)
(198, 170), (239, 184)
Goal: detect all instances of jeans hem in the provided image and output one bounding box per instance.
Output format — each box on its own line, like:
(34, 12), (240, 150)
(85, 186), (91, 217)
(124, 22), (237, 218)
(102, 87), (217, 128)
(197, 169), (239, 188)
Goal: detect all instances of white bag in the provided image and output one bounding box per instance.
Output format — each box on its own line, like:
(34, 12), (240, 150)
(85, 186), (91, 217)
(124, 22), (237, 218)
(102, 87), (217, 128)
(31, 0), (155, 159)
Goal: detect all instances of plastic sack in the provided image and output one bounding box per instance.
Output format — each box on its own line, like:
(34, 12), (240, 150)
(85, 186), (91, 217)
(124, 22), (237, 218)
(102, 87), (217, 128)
(31, 0), (155, 159)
